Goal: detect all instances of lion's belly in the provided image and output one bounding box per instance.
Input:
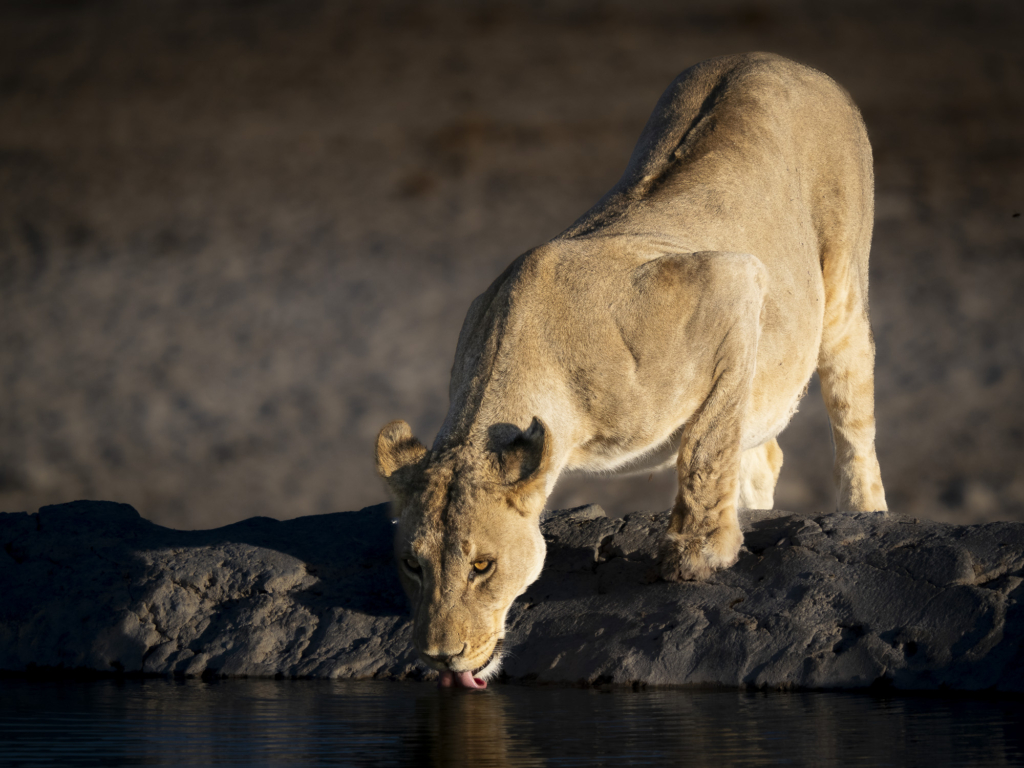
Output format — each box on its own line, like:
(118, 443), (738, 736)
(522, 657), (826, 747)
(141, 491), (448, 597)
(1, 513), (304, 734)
(567, 424), (685, 476)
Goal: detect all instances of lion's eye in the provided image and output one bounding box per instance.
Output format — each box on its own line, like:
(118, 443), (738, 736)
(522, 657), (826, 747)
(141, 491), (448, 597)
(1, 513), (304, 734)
(472, 560), (492, 574)
(402, 557), (422, 574)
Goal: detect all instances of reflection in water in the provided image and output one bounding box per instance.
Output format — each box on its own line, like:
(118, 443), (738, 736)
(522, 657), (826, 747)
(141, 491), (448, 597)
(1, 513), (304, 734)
(0, 678), (1021, 767)
(412, 687), (542, 767)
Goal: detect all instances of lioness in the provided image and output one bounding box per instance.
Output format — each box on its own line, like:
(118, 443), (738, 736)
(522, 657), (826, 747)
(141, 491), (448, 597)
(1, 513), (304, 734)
(376, 52), (887, 688)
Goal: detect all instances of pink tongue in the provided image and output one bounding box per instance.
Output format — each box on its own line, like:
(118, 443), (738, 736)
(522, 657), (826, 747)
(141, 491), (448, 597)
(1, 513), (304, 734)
(438, 670), (487, 689)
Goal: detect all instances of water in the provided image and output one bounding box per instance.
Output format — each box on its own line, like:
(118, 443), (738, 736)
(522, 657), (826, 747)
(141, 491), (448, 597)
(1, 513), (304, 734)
(1, 678), (1021, 767)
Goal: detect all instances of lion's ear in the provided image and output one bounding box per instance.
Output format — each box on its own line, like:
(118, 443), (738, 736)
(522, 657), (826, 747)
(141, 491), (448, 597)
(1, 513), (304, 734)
(499, 417), (551, 516)
(375, 420), (428, 501)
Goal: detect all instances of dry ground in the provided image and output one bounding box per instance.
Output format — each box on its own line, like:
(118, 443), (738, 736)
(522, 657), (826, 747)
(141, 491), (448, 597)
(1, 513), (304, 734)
(1, 0), (1021, 528)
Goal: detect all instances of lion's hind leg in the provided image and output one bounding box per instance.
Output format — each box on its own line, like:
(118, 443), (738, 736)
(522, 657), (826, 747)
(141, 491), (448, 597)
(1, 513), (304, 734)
(738, 438), (783, 510)
(817, 257), (887, 512)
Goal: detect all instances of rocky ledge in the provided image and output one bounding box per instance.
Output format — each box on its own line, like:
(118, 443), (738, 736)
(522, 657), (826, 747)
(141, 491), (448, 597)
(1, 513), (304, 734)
(2, 500), (1022, 692)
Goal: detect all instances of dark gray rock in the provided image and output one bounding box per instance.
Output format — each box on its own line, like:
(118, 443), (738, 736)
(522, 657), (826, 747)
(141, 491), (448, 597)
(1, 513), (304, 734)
(2, 500), (1022, 692)
(0, 501), (415, 680)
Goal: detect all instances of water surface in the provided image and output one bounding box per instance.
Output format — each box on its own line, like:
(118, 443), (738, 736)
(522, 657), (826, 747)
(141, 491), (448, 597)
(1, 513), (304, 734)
(1, 678), (1021, 767)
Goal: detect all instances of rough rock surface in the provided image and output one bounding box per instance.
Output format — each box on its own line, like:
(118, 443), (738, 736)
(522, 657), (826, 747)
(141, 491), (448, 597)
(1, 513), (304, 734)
(2, 500), (1023, 692)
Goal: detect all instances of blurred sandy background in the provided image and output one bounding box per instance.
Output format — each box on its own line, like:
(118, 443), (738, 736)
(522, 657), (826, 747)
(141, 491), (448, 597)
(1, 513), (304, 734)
(0, 0), (1021, 529)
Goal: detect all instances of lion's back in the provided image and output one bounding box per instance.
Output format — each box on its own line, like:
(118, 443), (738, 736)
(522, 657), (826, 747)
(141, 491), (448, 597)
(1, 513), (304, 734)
(566, 53), (872, 262)
(627, 52), (869, 196)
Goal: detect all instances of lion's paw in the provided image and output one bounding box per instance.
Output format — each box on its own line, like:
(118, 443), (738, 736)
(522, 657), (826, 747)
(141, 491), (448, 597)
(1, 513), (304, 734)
(658, 525), (743, 583)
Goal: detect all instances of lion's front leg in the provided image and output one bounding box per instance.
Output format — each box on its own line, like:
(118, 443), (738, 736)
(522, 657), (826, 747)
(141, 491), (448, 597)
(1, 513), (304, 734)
(659, 404), (746, 582)
(657, 255), (765, 583)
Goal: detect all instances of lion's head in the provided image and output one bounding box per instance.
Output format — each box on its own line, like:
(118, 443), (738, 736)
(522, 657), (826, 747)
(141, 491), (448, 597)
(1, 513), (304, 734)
(375, 418), (551, 688)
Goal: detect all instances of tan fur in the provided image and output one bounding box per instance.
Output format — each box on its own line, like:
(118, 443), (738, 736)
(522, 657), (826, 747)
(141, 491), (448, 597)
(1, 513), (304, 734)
(376, 53), (887, 676)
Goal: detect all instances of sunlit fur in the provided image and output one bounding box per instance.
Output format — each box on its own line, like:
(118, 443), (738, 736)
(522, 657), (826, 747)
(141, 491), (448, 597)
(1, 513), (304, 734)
(376, 52), (887, 676)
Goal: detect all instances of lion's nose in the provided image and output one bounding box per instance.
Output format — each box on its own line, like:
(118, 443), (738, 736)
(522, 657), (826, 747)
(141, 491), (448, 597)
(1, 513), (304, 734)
(424, 644), (467, 668)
